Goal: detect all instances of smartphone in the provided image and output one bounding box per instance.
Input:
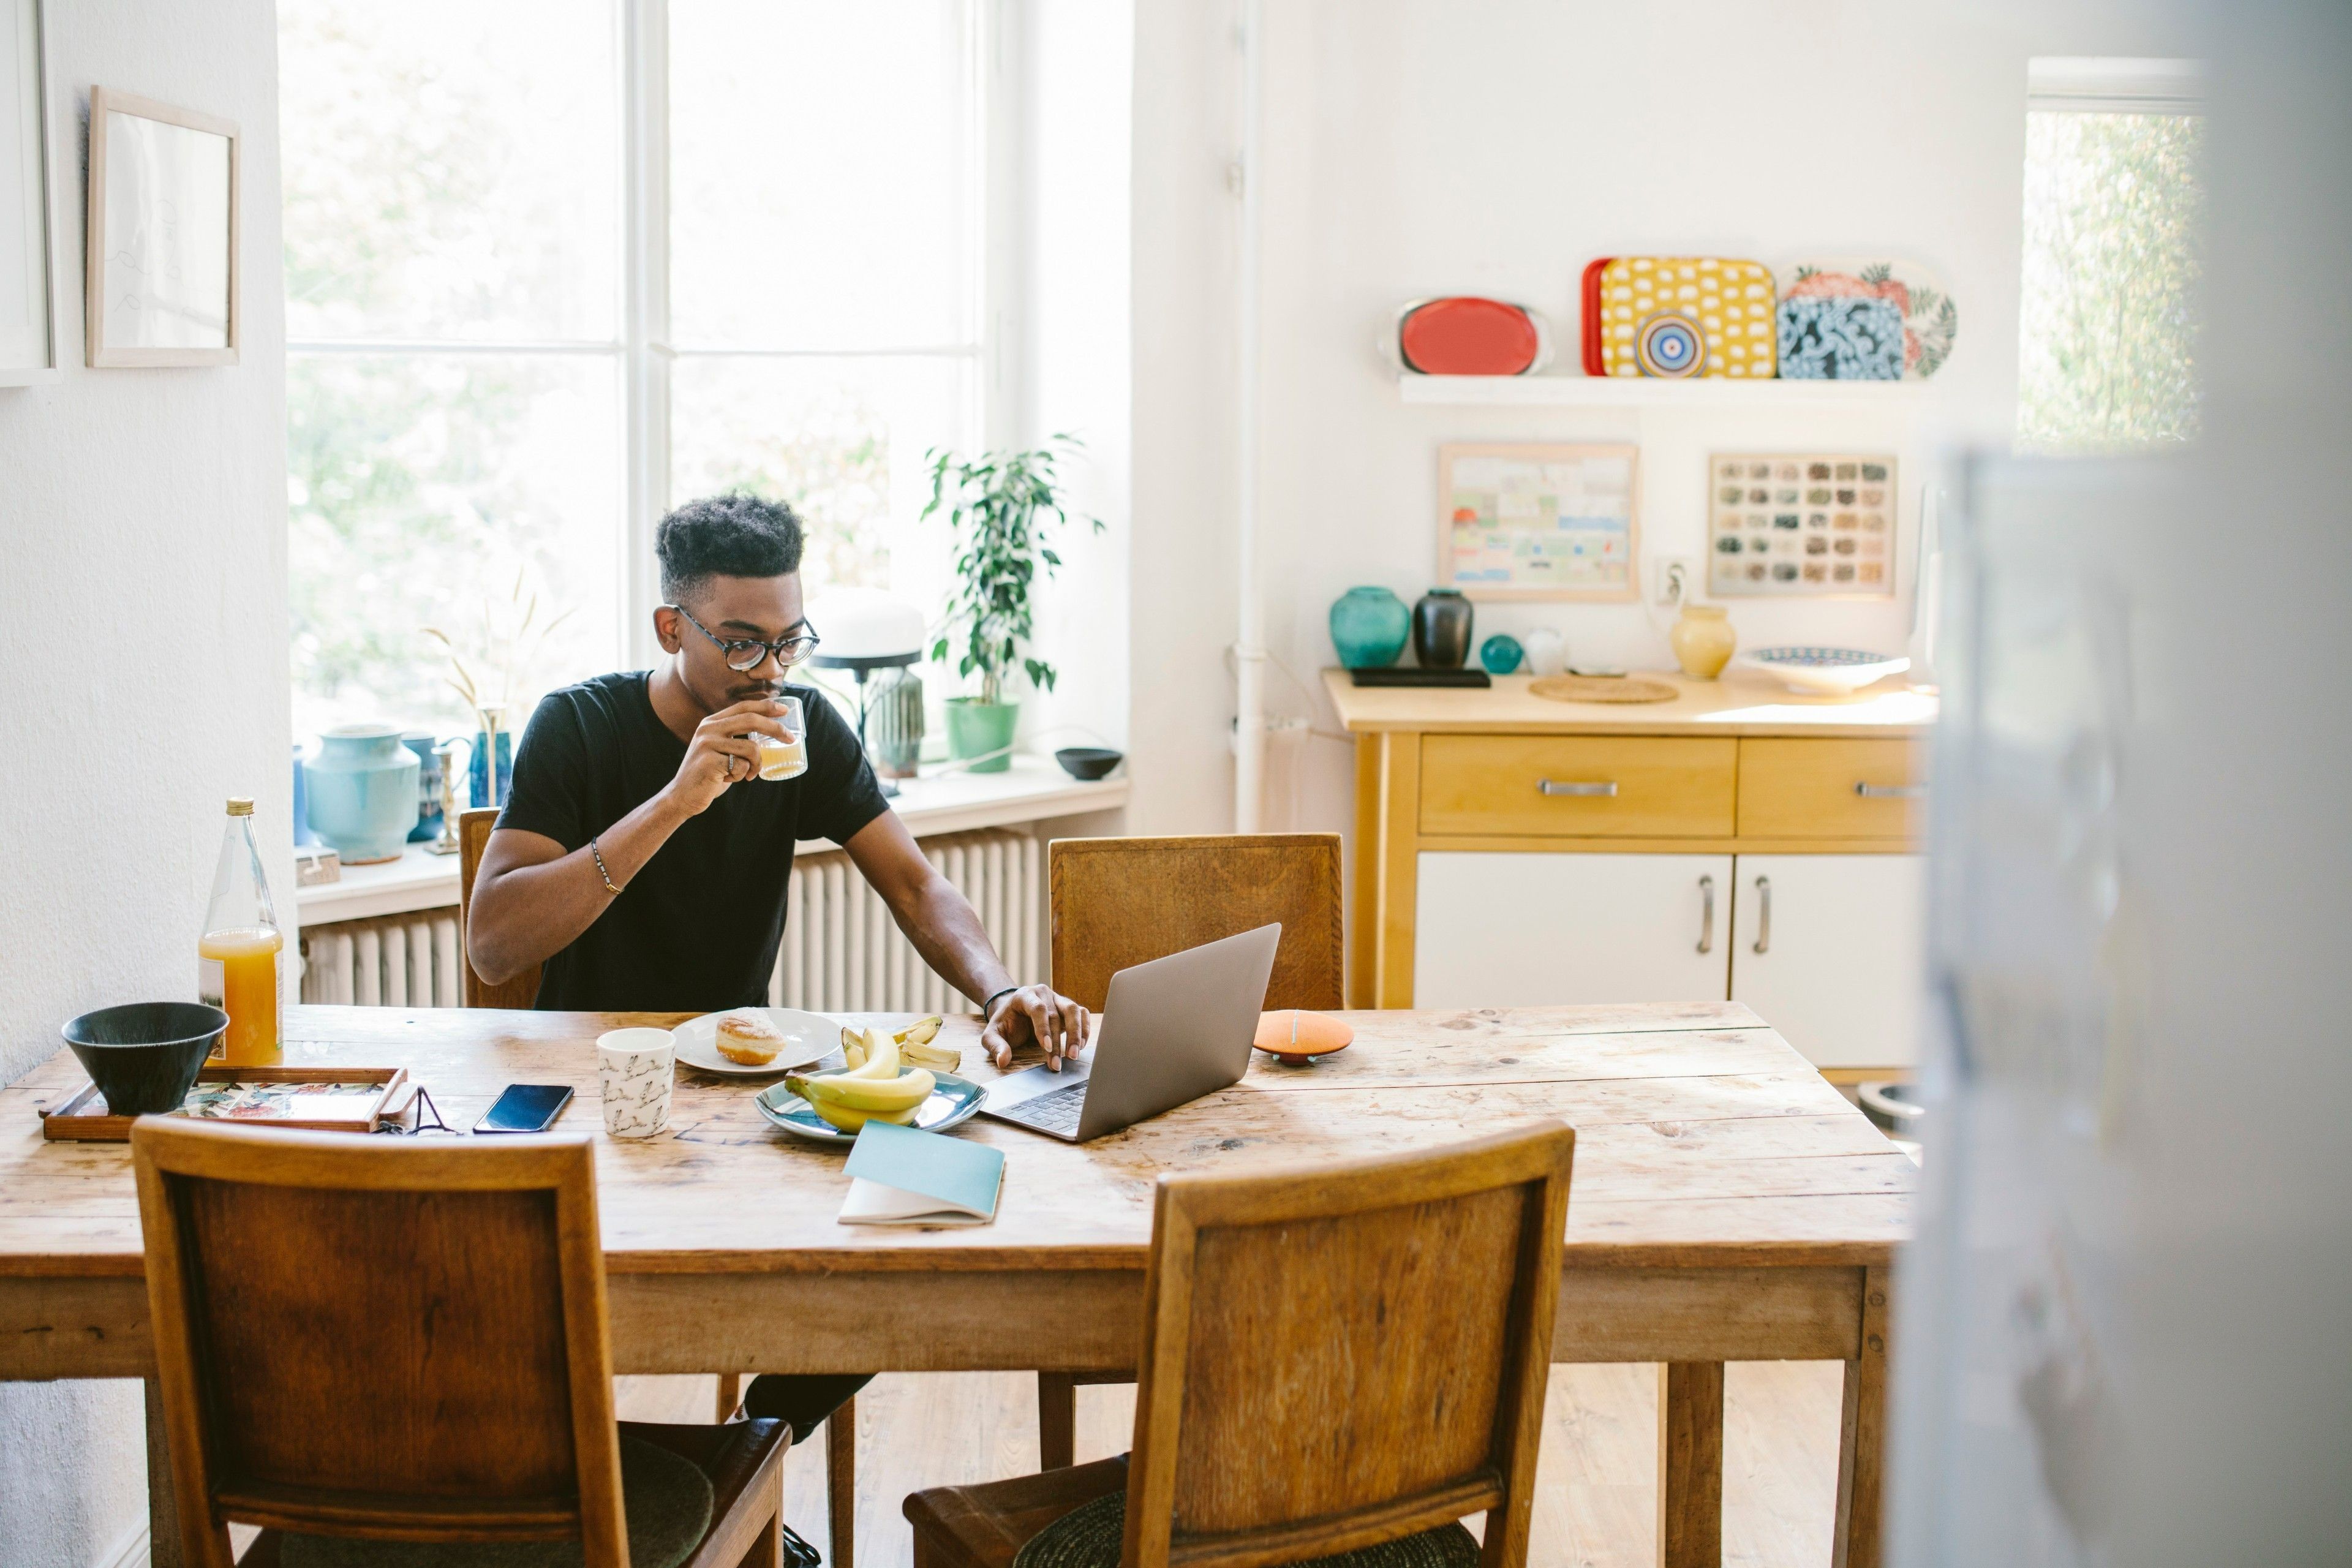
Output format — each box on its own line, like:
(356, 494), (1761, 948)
(475, 1084), (575, 1134)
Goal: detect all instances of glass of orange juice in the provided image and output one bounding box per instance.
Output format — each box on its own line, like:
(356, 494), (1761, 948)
(754, 694), (808, 782)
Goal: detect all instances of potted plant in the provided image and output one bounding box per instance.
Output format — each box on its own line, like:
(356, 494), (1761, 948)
(922, 439), (1099, 773)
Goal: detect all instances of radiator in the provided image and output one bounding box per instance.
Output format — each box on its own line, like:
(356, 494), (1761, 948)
(300, 912), (464, 1006)
(301, 827), (1042, 1014)
(775, 828), (1041, 1012)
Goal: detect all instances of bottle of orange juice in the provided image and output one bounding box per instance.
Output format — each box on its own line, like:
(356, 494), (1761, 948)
(200, 797), (283, 1067)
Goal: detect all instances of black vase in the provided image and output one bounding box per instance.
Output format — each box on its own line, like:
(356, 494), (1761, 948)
(1412, 589), (1474, 669)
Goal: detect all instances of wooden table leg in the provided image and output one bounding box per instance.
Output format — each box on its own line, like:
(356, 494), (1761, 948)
(827, 1395), (856, 1568)
(1833, 1267), (1891, 1568)
(1657, 1361), (1724, 1567)
(146, 1378), (183, 1568)
(1037, 1372), (1078, 1471)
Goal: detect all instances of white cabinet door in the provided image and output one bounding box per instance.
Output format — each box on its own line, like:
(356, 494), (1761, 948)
(1414, 852), (1734, 1009)
(1728, 854), (1924, 1069)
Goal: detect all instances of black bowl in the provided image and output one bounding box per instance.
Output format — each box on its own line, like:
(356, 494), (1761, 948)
(62, 1002), (227, 1115)
(1055, 747), (1124, 782)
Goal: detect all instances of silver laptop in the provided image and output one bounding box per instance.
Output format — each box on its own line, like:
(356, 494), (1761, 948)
(980, 924), (1280, 1143)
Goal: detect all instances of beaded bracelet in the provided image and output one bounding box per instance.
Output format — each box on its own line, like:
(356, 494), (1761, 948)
(589, 837), (622, 897)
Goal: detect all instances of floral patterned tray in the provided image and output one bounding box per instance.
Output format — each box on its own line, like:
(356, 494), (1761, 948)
(37, 1066), (409, 1141)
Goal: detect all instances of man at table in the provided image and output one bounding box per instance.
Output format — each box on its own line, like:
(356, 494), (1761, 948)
(466, 492), (1091, 1534)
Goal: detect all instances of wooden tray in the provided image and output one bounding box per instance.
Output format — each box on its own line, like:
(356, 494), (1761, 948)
(37, 1066), (409, 1141)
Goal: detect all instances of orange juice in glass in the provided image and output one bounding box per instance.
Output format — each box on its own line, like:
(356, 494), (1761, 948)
(200, 797), (283, 1066)
(755, 694), (808, 782)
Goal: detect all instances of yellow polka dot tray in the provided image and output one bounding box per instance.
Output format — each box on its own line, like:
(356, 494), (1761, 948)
(1591, 257), (1778, 379)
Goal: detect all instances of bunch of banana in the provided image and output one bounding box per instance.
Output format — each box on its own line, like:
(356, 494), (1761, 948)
(840, 1014), (959, 1074)
(788, 1027), (938, 1132)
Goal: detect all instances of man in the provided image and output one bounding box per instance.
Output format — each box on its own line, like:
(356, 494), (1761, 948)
(469, 492), (1090, 1553)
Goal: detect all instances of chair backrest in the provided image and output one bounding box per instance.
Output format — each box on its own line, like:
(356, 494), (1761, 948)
(132, 1120), (626, 1568)
(459, 806), (541, 1009)
(1121, 1122), (1574, 1568)
(1049, 834), (1344, 1013)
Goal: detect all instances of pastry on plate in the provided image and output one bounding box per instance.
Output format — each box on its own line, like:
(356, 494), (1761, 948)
(715, 1011), (788, 1067)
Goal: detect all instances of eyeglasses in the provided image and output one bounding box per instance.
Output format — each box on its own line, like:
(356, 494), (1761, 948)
(372, 1085), (455, 1137)
(666, 605), (821, 673)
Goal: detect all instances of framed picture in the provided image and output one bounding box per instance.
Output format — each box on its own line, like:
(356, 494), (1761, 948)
(1, 0), (62, 385)
(85, 86), (238, 367)
(1438, 442), (1640, 601)
(1705, 451), (1898, 598)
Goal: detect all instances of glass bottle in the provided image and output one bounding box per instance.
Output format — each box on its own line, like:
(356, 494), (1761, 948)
(200, 797), (283, 1066)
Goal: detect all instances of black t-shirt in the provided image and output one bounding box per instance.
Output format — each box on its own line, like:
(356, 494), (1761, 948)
(495, 671), (890, 1011)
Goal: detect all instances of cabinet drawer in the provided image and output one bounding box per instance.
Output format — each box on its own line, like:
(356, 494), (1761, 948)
(1420, 736), (1737, 837)
(1736, 739), (1924, 839)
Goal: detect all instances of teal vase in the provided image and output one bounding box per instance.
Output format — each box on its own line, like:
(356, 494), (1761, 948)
(1329, 586), (1411, 669)
(303, 725), (422, 864)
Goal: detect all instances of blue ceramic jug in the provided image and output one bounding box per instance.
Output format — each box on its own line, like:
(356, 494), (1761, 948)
(303, 725), (421, 864)
(1329, 586), (1411, 669)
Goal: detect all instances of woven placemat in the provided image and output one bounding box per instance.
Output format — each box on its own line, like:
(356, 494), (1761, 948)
(1529, 674), (1678, 704)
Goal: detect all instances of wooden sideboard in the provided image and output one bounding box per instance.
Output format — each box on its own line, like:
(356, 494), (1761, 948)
(1327, 669), (1937, 1076)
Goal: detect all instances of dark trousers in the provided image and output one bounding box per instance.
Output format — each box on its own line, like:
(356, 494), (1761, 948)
(742, 1371), (873, 1445)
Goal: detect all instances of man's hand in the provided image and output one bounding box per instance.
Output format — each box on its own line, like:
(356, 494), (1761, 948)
(665, 698), (790, 815)
(981, 984), (1092, 1072)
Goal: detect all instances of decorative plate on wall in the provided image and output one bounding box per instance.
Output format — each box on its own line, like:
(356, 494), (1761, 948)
(1774, 258), (1957, 380)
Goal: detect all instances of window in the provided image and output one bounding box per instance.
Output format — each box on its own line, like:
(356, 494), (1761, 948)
(281, 0), (986, 737)
(2017, 58), (2206, 454)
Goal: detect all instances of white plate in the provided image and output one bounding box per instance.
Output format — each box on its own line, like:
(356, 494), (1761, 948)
(671, 1008), (837, 1077)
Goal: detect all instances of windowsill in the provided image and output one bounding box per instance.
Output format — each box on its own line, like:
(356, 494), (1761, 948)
(292, 754), (1129, 930)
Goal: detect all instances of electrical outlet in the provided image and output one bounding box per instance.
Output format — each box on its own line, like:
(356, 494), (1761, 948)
(1652, 555), (1699, 608)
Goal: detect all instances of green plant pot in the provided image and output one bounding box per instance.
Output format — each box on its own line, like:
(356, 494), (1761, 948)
(945, 698), (1019, 774)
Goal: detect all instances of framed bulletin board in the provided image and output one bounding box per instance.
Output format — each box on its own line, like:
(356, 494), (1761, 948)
(1438, 442), (1640, 601)
(2, 0), (62, 385)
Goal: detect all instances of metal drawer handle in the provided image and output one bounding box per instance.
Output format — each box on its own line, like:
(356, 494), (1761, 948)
(1538, 779), (1618, 797)
(1751, 875), (1772, 954)
(1853, 782), (1927, 800)
(1697, 875), (1715, 954)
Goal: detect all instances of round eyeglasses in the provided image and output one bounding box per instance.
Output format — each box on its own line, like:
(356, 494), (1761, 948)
(666, 605), (821, 673)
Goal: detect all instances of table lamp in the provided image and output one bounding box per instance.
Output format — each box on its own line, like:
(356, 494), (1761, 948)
(809, 591), (926, 794)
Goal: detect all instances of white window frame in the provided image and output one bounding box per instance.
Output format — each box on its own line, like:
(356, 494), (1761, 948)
(2027, 56), (2204, 116)
(285, 0), (1009, 682)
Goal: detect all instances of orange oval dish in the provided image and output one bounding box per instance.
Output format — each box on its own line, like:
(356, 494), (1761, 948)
(1253, 1009), (1355, 1067)
(1398, 297), (1543, 375)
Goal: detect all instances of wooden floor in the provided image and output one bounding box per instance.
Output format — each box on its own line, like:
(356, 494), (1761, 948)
(617, 1360), (1845, 1568)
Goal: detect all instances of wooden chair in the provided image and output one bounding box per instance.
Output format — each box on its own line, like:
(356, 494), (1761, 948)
(131, 1120), (790, 1568)
(1036, 832), (1345, 1469)
(1046, 833), (1344, 1014)
(906, 1122), (1576, 1568)
(458, 805), (861, 1564)
(458, 807), (543, 1011)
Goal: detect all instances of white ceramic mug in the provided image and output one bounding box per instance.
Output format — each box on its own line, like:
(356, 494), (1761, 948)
(597, 1027), (676, 1138)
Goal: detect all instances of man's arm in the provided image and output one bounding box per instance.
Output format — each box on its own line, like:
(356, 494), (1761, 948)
(467, 697), (790, 986)
(843, 812), (1090, 1069)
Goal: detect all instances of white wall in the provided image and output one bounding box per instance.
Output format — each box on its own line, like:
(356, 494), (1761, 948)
(1125, 0), (2196, 843)
(0, 0), (287, 1561)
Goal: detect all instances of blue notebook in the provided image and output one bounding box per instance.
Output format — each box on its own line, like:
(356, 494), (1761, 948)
(839, 1118), (1006, 1226)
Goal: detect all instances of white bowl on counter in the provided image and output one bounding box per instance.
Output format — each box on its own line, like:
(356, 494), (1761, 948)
(1740, 646), (1912, 695)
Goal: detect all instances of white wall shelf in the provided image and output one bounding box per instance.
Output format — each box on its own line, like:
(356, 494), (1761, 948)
(1396, 374), (1928, 409)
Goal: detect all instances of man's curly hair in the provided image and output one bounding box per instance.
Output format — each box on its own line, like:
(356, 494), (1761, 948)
(655, 492), (805, 605)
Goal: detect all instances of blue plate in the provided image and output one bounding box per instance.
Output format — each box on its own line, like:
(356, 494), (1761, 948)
(755, 1071), (986, 1144)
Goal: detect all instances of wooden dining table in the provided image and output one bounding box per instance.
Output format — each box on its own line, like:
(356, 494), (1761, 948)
(0, 1001), (1910, 1568)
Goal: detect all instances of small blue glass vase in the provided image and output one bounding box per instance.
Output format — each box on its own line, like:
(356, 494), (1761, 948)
(1479, 634), (1525, 676)
(469, 729), (514, 810)
(1329, 586), (1411, 669)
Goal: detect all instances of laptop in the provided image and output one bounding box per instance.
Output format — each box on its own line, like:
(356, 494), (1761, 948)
(980, 924), (1281, 1143)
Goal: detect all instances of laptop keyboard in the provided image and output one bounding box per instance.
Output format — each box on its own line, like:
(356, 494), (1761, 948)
(1013, 1080), (1090, 1133)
